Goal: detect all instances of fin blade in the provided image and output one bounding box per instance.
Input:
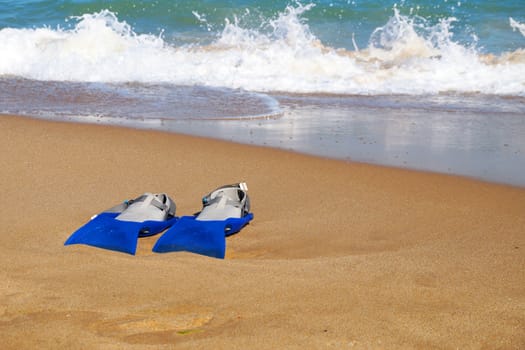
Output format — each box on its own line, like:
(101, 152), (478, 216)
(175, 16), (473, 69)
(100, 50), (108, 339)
(152, 214), (253, 258)
(152, 217), (227, 258)
(65, 213), (140, 254)
(65, 213), (180, 255)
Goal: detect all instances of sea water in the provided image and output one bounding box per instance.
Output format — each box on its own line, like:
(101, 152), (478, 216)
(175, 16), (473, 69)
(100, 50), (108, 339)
(0, 1), (524, 185)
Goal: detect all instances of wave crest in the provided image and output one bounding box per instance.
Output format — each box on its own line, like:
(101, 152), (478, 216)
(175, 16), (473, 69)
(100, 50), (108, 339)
(510, 17), (525, 37)
(0, 4), (524, 95)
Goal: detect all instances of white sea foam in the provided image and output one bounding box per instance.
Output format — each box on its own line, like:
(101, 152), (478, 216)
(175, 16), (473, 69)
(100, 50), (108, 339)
(510, 17), (525, 37)
(0, 5), (524, 95)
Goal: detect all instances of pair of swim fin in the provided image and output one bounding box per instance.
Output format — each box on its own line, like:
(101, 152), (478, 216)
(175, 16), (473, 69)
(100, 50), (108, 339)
(64, 183), (253, 258)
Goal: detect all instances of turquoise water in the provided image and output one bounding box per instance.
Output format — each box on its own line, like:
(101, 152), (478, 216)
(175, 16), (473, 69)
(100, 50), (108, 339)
(1, 1), (524, 186)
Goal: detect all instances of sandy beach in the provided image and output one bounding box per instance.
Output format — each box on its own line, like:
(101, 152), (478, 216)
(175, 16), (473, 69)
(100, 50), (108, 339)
(1, 114), (524, 349)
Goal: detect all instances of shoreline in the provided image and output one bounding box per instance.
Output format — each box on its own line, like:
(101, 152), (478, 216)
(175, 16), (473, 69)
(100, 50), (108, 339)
(1, 114), (524, 349)
(5, 112), (525, 190)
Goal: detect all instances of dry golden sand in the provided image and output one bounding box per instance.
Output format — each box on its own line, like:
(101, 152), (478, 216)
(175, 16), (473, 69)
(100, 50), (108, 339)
(1, 114), (524, 349)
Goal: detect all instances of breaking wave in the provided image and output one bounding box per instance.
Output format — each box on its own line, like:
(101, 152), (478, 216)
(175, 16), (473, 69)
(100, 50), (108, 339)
(0, 4), (524, 95)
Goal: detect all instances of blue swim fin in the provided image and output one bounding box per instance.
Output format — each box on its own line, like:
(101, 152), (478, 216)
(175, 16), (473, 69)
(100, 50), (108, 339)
(152, 183), (253, 259)
(152, 214), (253, 258)
(65, 193), (177, 255)
(65, 212), (176, 254)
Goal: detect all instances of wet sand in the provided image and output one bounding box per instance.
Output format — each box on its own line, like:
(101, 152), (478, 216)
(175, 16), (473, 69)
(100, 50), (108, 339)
(1, 114), (524, 349)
